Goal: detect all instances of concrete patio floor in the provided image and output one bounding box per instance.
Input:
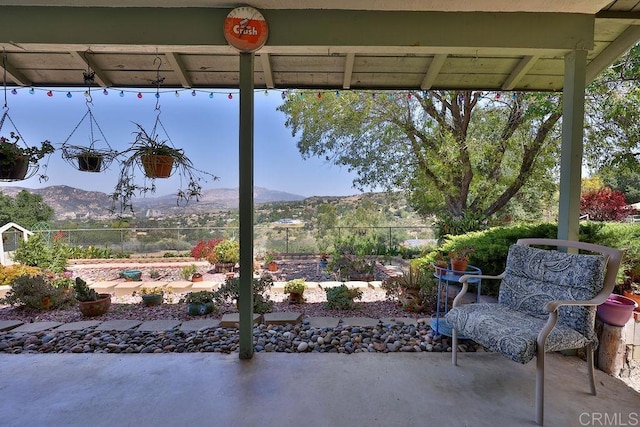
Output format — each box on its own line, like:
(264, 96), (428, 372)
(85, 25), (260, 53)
(0, 352), (637, 427)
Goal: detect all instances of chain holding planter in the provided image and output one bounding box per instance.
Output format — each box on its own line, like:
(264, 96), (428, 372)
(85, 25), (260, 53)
(61, 50), (118, 173)
(110, 53), (219, 215)
(0, 52), (54, 182)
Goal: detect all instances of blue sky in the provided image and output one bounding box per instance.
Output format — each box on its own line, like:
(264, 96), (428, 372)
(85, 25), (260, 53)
(0, 87), (362, 198)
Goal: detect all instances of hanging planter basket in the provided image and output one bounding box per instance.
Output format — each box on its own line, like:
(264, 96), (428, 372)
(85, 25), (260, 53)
(61, 107), (117, 173)
(0, 153), (28, 180)
(0, 113), (53, 183)
(62, 145), (118, 173)
(78, 153), (103, 172)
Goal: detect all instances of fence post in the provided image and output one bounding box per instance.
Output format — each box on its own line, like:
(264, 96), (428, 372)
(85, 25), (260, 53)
(286, 228), (289, 254)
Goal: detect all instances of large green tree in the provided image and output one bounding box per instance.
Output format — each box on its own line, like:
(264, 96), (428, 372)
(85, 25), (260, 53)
(279, 90), (561, 226)
(0, 190), (54, 228)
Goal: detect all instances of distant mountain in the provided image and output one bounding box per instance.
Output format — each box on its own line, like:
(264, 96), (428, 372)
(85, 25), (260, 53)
(0, 185), (306, 220)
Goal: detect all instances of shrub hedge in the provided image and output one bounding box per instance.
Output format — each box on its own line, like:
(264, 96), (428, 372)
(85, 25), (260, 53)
(415, 222), (640, 296)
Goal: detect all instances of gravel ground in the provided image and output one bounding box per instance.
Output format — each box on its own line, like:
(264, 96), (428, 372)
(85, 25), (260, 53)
(0, 259), (419, 323)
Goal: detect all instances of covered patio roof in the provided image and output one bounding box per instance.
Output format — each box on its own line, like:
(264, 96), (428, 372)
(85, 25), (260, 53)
(0, 1), (638, 91)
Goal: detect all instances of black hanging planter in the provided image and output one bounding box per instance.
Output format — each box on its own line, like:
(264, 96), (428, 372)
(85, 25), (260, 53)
(61, 104), (117, 173)
(76, 153), (104, 172)
(0, 154), (28, 180)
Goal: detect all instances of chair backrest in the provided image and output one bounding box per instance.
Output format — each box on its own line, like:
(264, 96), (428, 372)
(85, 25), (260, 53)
(498, 239), (623, 339)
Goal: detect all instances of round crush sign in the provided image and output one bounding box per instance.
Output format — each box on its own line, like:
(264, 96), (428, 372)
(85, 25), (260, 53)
(223, 6), (269, 53)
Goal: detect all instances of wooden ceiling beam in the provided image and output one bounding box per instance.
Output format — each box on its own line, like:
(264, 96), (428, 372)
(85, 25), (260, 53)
(69, 51), (112, 87)
(586, 26), (640, 82)
(164, 52), (191, 88)
(421, 54), (447, 90)
(0, 55), (31, 86)
(260, 53), (274, 88)
(501, 55), (539, 90)
(343, 52), (355, 89)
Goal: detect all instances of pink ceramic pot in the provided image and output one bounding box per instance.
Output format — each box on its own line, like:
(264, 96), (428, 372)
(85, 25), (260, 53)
(597, 294), (638, 327)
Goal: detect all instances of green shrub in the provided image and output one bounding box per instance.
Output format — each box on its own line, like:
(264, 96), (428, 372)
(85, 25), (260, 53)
(0, 264), (42, 287)
(414, 221), (640, 296)
(67, 245), (114, 259)
(415, 223), (557, 295)
(284, 278), (306, 294)
(13, 234), (69, 273)
(324, 284), (363, 310)
(0, 274), (74, 309)
(213, 274), (274, 314)
(207, 239), (240, 264)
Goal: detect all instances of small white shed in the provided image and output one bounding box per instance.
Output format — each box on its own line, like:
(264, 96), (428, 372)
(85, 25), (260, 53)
(0, 222), (33, 266)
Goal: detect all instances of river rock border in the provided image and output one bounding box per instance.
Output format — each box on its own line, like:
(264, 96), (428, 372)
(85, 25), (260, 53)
(0, 319), (482, 355)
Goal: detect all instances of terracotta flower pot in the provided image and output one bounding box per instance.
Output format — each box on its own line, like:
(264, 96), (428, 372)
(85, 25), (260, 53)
(78, 293), (111, 317)
(191, 273), (204, 282)
(141, 154), (174, 178)
(288, 292), (304, 304)
(450, 259), (468, 274)
(268, 261), (278, 272)
(623, 291), (640, 312)
(434, 263), (448, 276)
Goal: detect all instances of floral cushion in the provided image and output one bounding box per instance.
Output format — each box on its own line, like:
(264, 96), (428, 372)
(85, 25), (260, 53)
(445, 244), (607, 364)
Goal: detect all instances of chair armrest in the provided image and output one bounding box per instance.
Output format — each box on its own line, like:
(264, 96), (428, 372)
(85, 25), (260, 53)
(452, 273), (504, 307)
(543, 289), (610, 313)
(458, 273), (504, 283)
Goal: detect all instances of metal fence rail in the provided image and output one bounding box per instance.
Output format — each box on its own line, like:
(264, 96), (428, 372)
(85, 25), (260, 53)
(16, 225), (435, 256)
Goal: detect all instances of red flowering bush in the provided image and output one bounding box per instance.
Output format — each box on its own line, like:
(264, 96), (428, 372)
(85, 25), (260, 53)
(190, 238), (223, 260)
(580, 187), (635, 221)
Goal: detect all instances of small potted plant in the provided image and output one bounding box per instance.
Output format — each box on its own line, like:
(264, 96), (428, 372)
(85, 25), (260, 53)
(111, 122), (218, 214)
(284, 278), (306, 304)
(619, 256), (640, 311)
(73, 277), (111, 316)
(449, 245), (475, 273)
(206, 239), (240, 273)
(136, 286), (170, 306)
(61, 145), (117, 173)
(433, 253), (448, 276)
(383, 265), (431, 312)
(181, 290), (217, 316)
(180, 264), (198, 281)
(0, 132), (54, 181)
(264, 252), (278, 272)
(319, 253), (329, 269)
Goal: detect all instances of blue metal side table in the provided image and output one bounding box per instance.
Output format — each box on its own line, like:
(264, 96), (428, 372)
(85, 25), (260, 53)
(431, 264), (482, 336)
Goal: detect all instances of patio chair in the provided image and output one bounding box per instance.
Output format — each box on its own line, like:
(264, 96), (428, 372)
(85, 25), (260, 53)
(445, 238), (623, 426)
